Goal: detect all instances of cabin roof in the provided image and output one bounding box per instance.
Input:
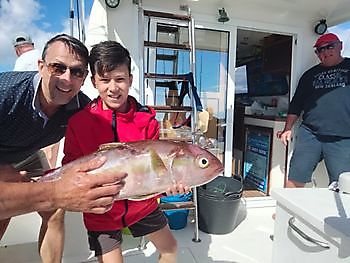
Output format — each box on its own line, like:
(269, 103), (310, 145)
(170, 0), (350, 26)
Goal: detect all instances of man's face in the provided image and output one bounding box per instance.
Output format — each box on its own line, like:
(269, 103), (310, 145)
(38, 41), (87, 108)
(315, 41), (343, 67)
(91, 64), (132, 113)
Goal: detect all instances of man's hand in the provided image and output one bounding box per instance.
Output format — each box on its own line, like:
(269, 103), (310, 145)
(0, 165), (29, 183)
(276, 114), (298, 146)
(276, 130), (292, 146)
(51, 156), (127, 214)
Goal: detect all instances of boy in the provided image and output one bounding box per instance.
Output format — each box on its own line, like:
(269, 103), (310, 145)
(1, 33), (127, 261)
(62, 41), (187, 263)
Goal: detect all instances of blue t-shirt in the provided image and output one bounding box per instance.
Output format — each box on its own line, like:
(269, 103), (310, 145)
(0, 71), (90, 164)
(288, 58), (350, 137)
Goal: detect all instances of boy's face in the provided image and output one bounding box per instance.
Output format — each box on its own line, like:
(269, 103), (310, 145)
(92, 64), (133, 112)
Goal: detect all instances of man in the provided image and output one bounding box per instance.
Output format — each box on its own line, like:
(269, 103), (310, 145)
(13, 33), (60, 169)
(0, 34), (126, 263)
(277, 33), (350, 188)
(13, 33), (41, 71)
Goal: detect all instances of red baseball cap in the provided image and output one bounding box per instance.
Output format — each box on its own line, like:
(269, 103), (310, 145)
(314, 33), (340, 48)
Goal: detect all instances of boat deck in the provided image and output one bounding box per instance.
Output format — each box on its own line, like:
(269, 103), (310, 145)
(0, 198), (276, 263)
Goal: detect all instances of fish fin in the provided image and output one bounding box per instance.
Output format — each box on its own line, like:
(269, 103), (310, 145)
(97, 142), (126, 152)
(150, 149), (167, 176)
(129, 193), (160, 201)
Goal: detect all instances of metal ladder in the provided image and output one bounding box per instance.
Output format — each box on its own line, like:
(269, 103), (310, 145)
(137, 2), (201, 245)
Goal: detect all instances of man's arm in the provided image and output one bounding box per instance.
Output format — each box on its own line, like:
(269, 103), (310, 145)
(276, 114), (299, 146)
(0, 156), (126, 220)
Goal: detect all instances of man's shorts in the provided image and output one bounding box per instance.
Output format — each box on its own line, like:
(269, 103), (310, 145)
(288, 124), (350, 184)
(87, 207), (168, 256)
(13, 150), (50, 179)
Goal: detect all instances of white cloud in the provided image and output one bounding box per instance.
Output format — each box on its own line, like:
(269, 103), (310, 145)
(0, 0), (88, 72)
(0, 0), (55, 71)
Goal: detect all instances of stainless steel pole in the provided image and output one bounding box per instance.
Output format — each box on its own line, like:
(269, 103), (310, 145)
(69, 0), (74, 36)
(79, 0), (86, 42)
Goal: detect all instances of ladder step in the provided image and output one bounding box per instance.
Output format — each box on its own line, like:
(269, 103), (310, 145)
(155, 81), (177, 88)
(159, 201), (196, 211)
(156, 54), (178, 61)
(157, 24), (180, 34)
(144, 10), (191, 21)
(144, 41), (190, 50)
(145, 73), (188, 81)
(153, 105), (192, 113)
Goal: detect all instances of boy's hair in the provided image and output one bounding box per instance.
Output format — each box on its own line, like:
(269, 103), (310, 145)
(41, 34), (89, 66)
(89, 41), (131, 77)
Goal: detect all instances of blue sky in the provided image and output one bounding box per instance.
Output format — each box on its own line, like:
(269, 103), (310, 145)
(0, 0), (350, 72)
(0, 0), (93, 72)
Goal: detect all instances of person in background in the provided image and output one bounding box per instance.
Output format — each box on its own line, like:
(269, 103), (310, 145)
(62, 40), (189, 263)
(13, 33), (41, 71)
(277, 33), (350, 188)
(0, 34), (127, 263)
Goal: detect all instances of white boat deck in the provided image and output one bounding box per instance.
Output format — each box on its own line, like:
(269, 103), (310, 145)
(0, 198), (276, 263)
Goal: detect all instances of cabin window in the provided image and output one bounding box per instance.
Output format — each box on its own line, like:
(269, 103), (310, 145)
(153, 25), (229, 164)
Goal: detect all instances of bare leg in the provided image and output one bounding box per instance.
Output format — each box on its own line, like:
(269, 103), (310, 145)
(40, 142), (60, 169)
(147, 225), (177, 263)
(97, 247), (123, 263)
(0, 218), (11, 240)
(285, 179), (306, 188)
(38, 209), (65, 263)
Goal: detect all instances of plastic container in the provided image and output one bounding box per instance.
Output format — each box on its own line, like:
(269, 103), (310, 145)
(160, 193), (192, 230)
(122, 227), (132, 235)
(198, 176), (242, 234)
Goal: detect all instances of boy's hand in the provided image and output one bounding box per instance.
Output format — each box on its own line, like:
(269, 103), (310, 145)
(165, 182), (191, 196)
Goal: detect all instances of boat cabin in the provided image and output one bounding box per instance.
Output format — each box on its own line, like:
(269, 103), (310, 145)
(82, 0), (350, 197)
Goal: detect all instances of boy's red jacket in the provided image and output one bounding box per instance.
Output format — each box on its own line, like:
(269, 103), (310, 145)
(62, 96), (160, 231)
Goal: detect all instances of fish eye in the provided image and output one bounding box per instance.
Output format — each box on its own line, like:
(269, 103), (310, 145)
(198, 157), (209, 168)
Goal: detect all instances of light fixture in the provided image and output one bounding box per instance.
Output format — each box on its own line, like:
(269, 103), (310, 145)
(218, 8), (229, 23)
(314, 19), (327, 35)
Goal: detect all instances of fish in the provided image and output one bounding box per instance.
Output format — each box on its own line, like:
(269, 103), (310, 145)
(39, 140), (224, 200)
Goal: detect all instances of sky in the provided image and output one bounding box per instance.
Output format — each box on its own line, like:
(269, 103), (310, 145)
(0, 0), (93, 72)
(0, 0), (350, 72)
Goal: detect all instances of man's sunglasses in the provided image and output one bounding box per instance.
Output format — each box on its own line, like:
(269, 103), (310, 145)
(44, 62), (87, 79)
(315, 42), (339, 54)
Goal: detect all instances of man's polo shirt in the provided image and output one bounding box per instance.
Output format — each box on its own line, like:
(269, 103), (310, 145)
(0, 71), (90, 164)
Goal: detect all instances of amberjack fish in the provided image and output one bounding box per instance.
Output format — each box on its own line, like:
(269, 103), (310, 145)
(39, 140), (224, 200)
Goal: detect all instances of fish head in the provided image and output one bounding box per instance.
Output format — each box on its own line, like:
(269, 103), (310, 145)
(171, 143), (224, 187)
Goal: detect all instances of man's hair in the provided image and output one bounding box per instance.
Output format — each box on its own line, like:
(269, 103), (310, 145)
(89, 41), (131, 76)
(41, 34), (89, 66)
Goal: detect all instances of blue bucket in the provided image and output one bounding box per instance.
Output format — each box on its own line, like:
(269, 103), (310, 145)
(160, 193), (192, 230)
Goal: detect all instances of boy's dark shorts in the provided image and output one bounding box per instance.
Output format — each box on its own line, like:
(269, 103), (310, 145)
(87, 207), (168, 256)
